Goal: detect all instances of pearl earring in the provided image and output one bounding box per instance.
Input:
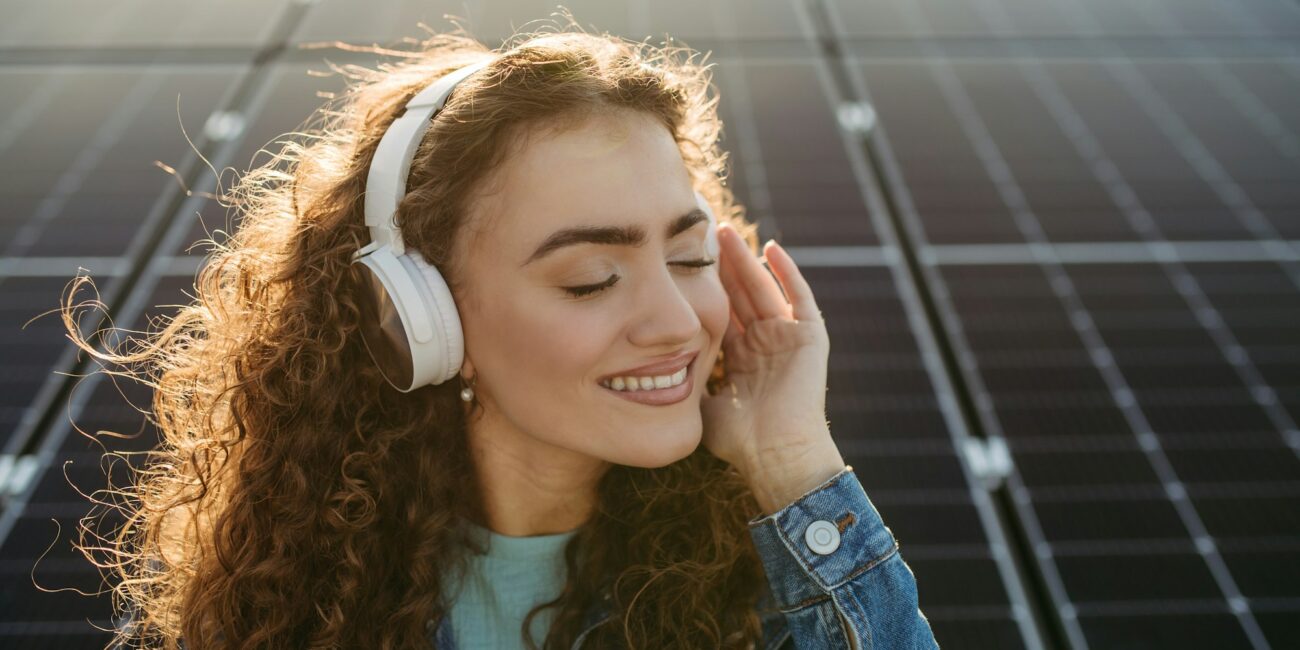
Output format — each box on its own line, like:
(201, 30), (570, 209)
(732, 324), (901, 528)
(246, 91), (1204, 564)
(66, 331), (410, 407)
(460, 374), (476, 402)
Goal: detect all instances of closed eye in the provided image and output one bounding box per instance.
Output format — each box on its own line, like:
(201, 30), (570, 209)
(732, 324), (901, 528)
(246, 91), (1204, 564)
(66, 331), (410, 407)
(562, 258), (717, 299)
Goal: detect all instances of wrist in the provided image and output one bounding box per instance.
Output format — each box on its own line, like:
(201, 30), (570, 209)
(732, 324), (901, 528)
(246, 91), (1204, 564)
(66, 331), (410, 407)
(740, 439), (847, 515)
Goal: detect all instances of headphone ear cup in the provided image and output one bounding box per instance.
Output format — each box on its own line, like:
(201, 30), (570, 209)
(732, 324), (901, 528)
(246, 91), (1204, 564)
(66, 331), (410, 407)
(352, 247), (463, 392)
(353, 254), (417, 392)
(403, 252), (465, 387)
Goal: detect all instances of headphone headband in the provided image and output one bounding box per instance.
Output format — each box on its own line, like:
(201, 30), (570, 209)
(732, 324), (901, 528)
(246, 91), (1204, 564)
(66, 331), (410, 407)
(358, 59), (494, 259)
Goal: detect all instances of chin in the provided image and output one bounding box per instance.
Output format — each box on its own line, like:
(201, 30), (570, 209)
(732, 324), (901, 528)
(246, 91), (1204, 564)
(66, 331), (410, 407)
(605, 435), (693, 470)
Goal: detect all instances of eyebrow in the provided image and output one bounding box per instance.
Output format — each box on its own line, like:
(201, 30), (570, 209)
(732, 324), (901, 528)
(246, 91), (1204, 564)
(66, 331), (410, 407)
(521, 208), (710, 267)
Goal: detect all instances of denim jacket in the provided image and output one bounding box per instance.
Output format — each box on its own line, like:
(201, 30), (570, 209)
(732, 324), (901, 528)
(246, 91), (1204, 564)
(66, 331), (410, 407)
(426, 465), (939, 649)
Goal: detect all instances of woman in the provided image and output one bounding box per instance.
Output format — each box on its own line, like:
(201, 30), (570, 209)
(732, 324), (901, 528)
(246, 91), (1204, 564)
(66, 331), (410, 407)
(70, 17), (939, 650)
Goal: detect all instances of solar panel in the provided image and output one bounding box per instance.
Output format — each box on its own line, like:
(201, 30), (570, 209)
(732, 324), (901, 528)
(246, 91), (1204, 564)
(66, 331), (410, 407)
(0, 277), (194, 648)
(0, 65), (242, 455)
(2, 0), (1297, 648)
(823, 0), (1300, 648)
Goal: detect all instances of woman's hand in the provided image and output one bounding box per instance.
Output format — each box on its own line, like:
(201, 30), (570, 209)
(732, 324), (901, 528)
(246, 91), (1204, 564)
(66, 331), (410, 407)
(700, 222), (846, 514)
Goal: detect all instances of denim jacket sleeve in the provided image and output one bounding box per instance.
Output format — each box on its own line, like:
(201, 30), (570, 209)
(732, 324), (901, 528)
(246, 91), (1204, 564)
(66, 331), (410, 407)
(748, 464), (939, 649)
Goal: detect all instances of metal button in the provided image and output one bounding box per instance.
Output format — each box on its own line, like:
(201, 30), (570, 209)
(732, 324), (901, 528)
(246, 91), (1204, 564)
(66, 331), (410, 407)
(805, 520), (841, 555)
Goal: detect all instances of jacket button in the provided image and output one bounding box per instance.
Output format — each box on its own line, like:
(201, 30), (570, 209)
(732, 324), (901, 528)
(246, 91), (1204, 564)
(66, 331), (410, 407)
(805, 520), (840, 555)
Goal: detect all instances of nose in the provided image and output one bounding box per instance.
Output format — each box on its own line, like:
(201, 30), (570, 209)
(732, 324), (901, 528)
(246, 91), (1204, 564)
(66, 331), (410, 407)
(626, 266), (703, 348)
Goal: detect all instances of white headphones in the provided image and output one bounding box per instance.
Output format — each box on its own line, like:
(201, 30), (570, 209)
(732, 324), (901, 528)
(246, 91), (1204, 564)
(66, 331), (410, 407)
(352, 58), (721, 393)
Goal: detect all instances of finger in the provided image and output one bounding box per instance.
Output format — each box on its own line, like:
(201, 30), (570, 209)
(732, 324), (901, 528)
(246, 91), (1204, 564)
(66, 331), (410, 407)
(762, 240), (823, 323)
(719, 224), (790, 321)
(717, 225), (757, 325)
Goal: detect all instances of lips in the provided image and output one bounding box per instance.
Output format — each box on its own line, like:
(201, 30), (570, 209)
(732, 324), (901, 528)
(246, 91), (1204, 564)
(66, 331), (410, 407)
(598, 350), (700, 384)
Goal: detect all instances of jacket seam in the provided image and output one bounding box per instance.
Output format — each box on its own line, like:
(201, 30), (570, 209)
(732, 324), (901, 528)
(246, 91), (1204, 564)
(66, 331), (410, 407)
(845, 586), (874, 650)
(835, 599), (862, 650)
(778, 592), (832, 614)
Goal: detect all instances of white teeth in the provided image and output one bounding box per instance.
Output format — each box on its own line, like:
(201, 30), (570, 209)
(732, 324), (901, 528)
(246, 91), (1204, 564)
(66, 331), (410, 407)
(602, 365), (688, 392)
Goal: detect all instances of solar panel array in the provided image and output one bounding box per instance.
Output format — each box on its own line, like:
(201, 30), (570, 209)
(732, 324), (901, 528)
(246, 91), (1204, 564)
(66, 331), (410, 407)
(1, 1), (1296, 648)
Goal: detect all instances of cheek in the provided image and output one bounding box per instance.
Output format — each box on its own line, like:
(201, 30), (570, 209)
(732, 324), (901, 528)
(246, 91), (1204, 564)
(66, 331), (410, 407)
(525, 307), (618, 381)
(470, 288), (612, 386)
(699, 279), (731, 343)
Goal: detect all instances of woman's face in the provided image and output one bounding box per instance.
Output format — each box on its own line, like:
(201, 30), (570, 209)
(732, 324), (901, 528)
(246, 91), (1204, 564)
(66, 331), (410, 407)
(452, 108), (730, 470)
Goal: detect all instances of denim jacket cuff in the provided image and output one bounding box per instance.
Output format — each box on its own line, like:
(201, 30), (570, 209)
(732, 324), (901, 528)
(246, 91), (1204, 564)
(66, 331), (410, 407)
(747, 465), (899, 610)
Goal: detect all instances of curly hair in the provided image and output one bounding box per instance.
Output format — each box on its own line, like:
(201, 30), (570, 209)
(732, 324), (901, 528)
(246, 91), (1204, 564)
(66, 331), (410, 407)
(61, 11), (772, 650)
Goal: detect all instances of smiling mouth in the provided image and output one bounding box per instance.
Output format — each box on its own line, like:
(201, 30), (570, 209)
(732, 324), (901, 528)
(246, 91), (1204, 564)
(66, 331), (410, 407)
(597, 350), (699, 388)
(600, 356), (696, 390)
(597, 357), (697, 405)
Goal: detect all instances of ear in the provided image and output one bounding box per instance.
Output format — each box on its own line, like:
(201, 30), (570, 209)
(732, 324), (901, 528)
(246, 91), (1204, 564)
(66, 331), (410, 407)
(460, 357), (476, 381)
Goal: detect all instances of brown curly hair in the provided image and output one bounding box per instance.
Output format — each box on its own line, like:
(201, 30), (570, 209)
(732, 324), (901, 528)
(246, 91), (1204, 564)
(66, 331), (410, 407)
(60, 10), (773, 650)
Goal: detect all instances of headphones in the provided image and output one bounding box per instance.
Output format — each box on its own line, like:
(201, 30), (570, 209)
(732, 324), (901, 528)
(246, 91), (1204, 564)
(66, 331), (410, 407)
(351, 58), (721, 393)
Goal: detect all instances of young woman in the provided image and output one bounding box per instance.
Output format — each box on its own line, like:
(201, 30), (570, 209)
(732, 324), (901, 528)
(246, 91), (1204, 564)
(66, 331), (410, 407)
(72, 19), (939, 650)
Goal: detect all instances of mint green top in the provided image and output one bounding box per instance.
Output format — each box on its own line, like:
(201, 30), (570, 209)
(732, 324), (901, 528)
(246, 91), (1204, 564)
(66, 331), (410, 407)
(442, 520), (579, 649)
